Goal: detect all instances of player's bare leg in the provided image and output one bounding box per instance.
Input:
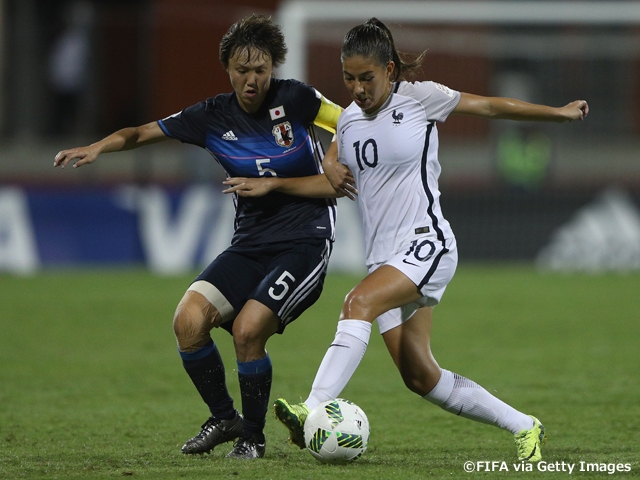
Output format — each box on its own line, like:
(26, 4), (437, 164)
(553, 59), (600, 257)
(275, 266), (421, 446)
(173, 290), (223, 352)
(340, 265), (423, 322)
(231, 299), (279, 362)
(304, 266), (421, 405)
(382, 306), (441, 395)
(173, 288), (243, 454)
(385, 307), (543, 461)
(226, 300), (279, 459)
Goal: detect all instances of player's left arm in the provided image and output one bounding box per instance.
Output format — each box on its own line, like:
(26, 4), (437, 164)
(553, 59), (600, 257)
(323, 141), (357, 200)
(223, 174), (343, 198)
(310, 92), (357, 198)
(453, 92), (589, 123)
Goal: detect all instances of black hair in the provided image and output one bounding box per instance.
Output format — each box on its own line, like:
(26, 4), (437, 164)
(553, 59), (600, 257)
(341, 18), (425, 81)
(219, 14), (287, 69)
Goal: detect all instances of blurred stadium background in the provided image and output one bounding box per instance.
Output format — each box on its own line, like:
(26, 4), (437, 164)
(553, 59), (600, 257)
(2, 0), (640, 275)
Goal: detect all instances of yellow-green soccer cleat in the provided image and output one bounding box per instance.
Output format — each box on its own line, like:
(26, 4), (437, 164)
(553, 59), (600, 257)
(514, 415), (546, 462)
(273, 398), (310, 449)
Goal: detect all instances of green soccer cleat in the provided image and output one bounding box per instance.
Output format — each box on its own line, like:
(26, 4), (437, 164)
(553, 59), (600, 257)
(273, 398), (310, 449)
(514, 415), (546, 462)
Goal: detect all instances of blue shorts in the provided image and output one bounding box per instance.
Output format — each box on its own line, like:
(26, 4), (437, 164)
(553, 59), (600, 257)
(193, 238), (332, 334)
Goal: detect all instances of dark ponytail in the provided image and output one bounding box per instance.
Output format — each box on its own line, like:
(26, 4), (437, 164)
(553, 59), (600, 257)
(341, 18), (425, 81)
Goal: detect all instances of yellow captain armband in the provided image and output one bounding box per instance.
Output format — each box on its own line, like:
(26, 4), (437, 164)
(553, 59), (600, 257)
(313, 94), (342, 134)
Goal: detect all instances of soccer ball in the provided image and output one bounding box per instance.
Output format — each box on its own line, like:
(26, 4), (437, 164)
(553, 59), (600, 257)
(303, 398), (370, 464)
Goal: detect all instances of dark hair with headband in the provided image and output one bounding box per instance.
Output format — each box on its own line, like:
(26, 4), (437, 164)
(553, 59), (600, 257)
(341, 18), (425, 81)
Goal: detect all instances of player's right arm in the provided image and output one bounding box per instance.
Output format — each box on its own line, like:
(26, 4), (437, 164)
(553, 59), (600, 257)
(54, 121), (168, 169)
(322, 142), (357, 200)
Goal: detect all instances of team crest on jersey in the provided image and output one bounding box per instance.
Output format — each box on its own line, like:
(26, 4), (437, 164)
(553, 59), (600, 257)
(392, 109), (404, 125)
(272, 121), (294, 147)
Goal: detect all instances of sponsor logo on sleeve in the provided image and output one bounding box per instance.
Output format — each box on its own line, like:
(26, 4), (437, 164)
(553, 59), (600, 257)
(434, 83), (455, 98)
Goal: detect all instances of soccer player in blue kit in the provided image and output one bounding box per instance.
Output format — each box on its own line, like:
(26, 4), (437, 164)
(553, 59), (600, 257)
(54, 14), (343, 459)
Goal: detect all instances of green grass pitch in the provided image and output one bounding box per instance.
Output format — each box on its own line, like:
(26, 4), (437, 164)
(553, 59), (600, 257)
(1, 266), (639, 479)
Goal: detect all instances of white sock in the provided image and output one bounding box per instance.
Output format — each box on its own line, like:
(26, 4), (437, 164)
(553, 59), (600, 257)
(423, 369), (534, 434)
(305, 319), (372, 410)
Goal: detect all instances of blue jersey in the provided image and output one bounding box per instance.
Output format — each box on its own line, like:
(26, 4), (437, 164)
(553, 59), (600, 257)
(158, 78), (337, 246)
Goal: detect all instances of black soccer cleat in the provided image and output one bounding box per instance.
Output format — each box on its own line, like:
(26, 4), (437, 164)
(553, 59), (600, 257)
(181, 411), (244, 454)
(225, 435), (266, 459)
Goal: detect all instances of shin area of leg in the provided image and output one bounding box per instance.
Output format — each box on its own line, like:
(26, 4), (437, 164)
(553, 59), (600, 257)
(424, 369), (533, 434)
(305, 319), (372, 410)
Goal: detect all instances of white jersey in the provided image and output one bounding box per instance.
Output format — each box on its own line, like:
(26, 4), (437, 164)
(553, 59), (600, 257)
(337, 80), (461, 267)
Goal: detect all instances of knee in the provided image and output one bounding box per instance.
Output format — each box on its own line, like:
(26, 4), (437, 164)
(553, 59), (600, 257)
(232, 325), (265, 363)
(399, 365), (441, 397)
(232, 322), (262, 351)
(401, 373), (429, 396)
(232, 319), (276, 362)
(342, 288), (375, 320)
(173, 296), (216, 352)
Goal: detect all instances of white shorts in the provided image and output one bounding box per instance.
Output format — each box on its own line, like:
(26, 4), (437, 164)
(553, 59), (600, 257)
(372, 237), (458, 335)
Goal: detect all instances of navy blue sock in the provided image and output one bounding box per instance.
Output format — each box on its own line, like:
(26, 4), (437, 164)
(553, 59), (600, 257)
(180, 340), (235, 420)
(237, 355), (272, 440)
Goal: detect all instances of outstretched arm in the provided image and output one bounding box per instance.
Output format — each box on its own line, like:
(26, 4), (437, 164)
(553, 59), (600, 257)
(223, 174), (343, 199)
(453, 93), (589, 123)
(54, 121), (167, 168)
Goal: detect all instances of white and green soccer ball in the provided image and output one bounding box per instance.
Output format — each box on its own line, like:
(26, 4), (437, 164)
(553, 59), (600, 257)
(303, 398), (370, 464)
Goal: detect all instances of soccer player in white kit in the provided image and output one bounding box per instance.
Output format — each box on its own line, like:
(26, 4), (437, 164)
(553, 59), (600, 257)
(224, 18), (588, 462)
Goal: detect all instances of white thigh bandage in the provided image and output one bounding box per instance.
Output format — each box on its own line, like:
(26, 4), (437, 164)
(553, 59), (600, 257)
(187, 280), (235, 323)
